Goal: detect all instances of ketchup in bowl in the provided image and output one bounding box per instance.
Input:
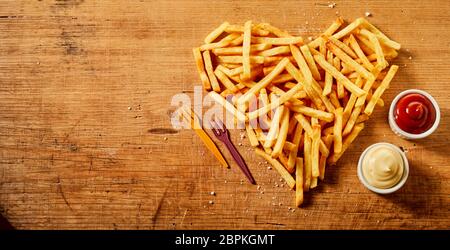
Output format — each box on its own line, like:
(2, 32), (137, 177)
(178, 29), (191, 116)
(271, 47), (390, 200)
(394, 93), (436, 134)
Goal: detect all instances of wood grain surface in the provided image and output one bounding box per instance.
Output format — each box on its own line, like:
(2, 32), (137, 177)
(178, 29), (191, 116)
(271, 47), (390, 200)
(0, 0), (449, 229)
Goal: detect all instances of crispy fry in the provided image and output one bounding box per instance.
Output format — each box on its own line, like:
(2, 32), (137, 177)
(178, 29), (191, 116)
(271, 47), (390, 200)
(203, 50), (221, 92)
(242, 21), (252, 80)
(296, 157), (304, 207)
(303, 133), (312, 191)
(288, 123), (303, 171)
(308, 17), (344, 48)
(212, 44), (272, 55)
(264, 106), (285, 148)
(364, 65), (399, 115)
(256, 23), (292, 37)
(208, 91), (247, 122)
(252, 36), (303, 45)
(323, 51), (334, 96)
(258, 46), (291, 57)
(290, 105), (334, 122)
(246, 123), (259, 147)
(348, 34), (374, 71)
(328, 123), (365, 164)
(204, 22), (229, 44)
(360, 29), (387, 69)
(272, 109), (290, 158)
(218, 55), (264, 64)
(301, 45), (322, 81)
(333, 107), (343, 154)
(311, 124), (321, 178)
(214, 68), (239, 92)
(193, 47), (211, 90)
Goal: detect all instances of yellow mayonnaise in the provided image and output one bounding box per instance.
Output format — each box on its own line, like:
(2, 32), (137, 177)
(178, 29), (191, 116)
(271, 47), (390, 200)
(361, 145), (404, 189)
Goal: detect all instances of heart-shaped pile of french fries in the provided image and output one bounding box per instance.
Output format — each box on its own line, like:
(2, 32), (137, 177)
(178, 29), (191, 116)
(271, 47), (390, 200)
(192, 17), (400, 206)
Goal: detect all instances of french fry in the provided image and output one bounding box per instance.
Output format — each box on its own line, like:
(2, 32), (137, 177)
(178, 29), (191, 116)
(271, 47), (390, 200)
(264, 106), (285, 148)
(272, 109), (290, 158)
(204, 21), (229, 44)
(333, 56), (344, 98)
(301, 45), (322, 81)
(356, 113), (370, 123)
(360, 18), (401, 50)
(218, 55), (264, 64)
(343, 105), (362, 136)
(323, 51), (334, 96)
(311, 124), (321, 178)
(295, 157), (304, 207)
(308, 17), (344, 48)
(255, 148), (296, 189)
(229, 35), (244, 46)
(272, 73), (294, 84)
(288, 123), (303, 172)
(193, 47), (211, 90)
(355, 66), (381, 108)
(348, 34), (374, 71)
(313, 54), (366, 97)
(246, 123), (259, 147)
(359, 29), (387, 69)
(256, 23), (292, 37)
(258, 46), (291, 57)
(364, 65), (399, 115)
(212, 44), (272, 55)
(208, 91), (247, 122)
(290, 105), (334, 122)
(343, 76), (364, 125)
(252, 36), (303, 45)
(214, 68), (239, 93)
(328, 123), (365, 164)
(294, 113), (329, 157)
(283, 141), (297, 151)
(203, 50), (221, 92)
(333, 107), (343, 154)
(242, 21), (252, 80)
(333, 18), (364, 39)
(319, 155), (327, 181)
(200, 40), (232, 51)
(303, 133), (312, 191)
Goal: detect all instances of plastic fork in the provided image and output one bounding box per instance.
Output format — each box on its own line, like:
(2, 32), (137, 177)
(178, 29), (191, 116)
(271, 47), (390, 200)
(210, 119), (256, 184)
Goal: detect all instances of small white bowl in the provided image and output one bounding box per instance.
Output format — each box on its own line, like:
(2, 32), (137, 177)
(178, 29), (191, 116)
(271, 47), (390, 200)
(388, 89), (440, 140)
(357, 142), (409, 194)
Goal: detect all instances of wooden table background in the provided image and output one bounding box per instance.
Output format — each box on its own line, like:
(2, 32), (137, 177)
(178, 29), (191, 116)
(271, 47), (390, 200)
(0, 0), (449, 230)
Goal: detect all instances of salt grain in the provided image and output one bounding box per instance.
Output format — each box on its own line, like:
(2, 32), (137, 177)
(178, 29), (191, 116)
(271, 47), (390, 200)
(209, 200), (214, 204)
(365, 11), (372, 17)
(408, 56), (412, 60)
(210, 191), (215, 196)
(328, 2), (336, 8)
(238, 143), (243, 146)
(267, 167), (272, 170)
(163, 137), (168, 141)
(128, 106), (132, 110)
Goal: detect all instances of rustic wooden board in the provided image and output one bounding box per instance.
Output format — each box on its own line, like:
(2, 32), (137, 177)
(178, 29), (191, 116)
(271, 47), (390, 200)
(0, 0), (449, 229)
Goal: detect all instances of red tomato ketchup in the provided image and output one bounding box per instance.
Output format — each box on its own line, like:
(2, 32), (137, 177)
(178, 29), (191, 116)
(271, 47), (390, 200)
(394, 93), (436, 134)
